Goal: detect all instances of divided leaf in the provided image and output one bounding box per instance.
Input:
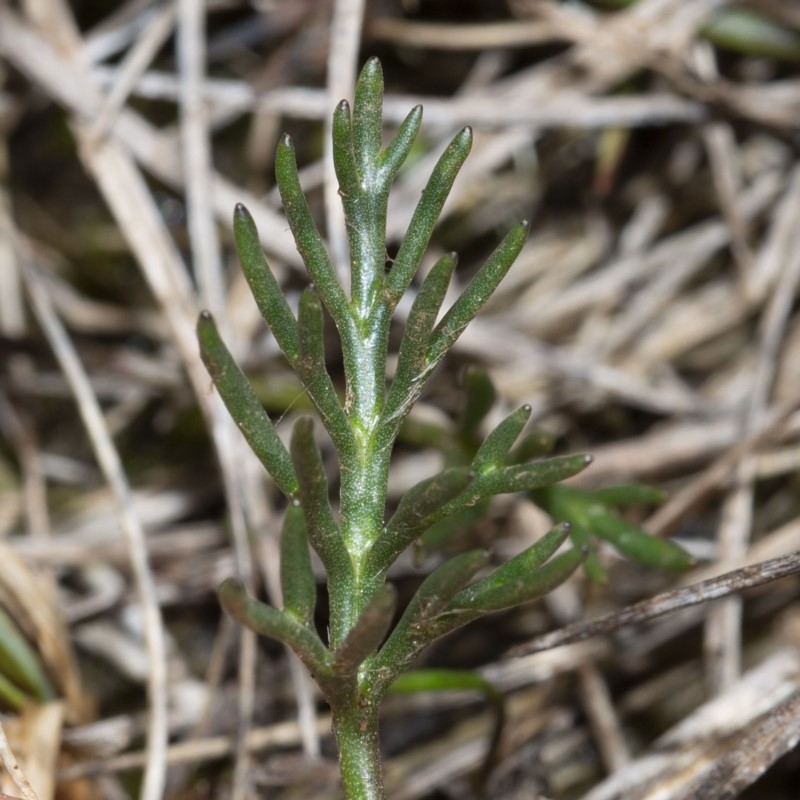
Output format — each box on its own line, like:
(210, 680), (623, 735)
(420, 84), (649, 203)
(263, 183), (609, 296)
(219, 578), (330, 676)
(450, 546), (584, 614)
(332, 100), (359, 198)
(366, 549), (489, 693)
(506, 428), (555, 464)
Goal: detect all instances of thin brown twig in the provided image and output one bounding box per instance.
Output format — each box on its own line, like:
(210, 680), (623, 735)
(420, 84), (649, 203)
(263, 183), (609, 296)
(508, 549), (800, 658)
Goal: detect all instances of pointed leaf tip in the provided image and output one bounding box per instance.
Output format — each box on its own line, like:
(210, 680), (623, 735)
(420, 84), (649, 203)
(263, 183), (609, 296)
(363, 56), (382, 75)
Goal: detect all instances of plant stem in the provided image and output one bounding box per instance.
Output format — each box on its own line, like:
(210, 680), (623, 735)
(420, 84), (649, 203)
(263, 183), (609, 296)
(331, 695), (384, 800)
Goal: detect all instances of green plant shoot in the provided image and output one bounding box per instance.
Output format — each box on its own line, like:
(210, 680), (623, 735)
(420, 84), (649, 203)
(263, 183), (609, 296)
(197, 57), (691, 799)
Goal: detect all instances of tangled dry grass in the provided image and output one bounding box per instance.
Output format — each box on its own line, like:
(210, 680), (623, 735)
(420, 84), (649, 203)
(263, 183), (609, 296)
(1, 1), (800, 798)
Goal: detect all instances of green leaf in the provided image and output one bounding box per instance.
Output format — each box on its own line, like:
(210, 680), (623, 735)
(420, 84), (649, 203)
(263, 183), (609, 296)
(703, 8), (800, 62)
(451, 546), (584, 614)
(233, 204), (299, 363)
(453, 522), (570, 607)
(332, 100), (360, 199)
(296, 287), (352, 453)
(404, 455), (591, 554)
(385, 127), (473, 307)
(275, 134), (350, 327)
(197, 311), (298, 497)
(426, 220), (529, 367)
(531, 484), (692, 578)
(472, 405), (532, 473)
(592, 484), (665, 507)
(383, 252), (458, 429)
(333, 584), (397, 675)
(388, 667), (506, 781)
(219, 578), (330, 675)
(365, 549), (489, 692)
(290, 417), (348, 576)
(352, 57), (384, 171)
(379, 105), (423, 185)
(476, 454), (592, 497)
(390, 667), (496, 695)
(398, 548), (489, 632)
(590, 512), (694, 572)
(391, 466), (474, 528)
(280, 500), (317, 624)
(457, 367), (497, 441)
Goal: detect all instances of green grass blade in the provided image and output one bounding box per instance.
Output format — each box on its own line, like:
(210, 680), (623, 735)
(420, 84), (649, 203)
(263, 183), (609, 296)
(0, 605), (55, 701)
(197, 311), (298, 497)
(0, 670), (30, 710)
(703, 8), (800, 62)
